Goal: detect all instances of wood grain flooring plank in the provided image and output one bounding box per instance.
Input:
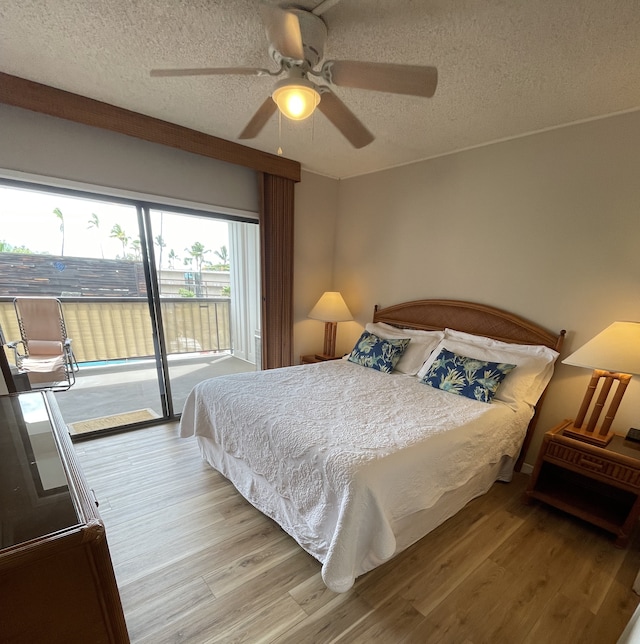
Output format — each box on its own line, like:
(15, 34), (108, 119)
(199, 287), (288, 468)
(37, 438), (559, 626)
(335, 594), (426, 643)
(113, 511), (266, 586)
(273, 592), (373, 644)
(556, 523), (628, 614)
(213, 594), (308, 644)
(118, 519), (288, 610)
(124, 576), (215, 642)
(202, 535), (302, 597)
(419, 558), (512, 643)
(522, 591), (597, 644)
(288, 572), (339, 616)
(580, 534), (640, 644)
(355, 477), (533, 608)
(106, 493), (226, 548)
(141, 550), (321, 644)
(400, 508), (526, 616)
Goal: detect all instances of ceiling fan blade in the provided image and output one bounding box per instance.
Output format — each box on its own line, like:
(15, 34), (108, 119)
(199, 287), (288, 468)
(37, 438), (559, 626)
(321, 61), (438, 97)
(238, 97), (278, 140)
(151, 67), (272, 78)
(260, 4), (304, 61)
(317, 90), (374, 149)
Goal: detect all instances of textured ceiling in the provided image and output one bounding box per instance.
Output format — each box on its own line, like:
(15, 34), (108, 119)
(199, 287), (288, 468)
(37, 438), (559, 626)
(1, 0), (640, 179)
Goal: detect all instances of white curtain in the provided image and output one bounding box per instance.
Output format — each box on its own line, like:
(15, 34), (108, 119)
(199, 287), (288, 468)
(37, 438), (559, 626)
(229, 222), (261, 365)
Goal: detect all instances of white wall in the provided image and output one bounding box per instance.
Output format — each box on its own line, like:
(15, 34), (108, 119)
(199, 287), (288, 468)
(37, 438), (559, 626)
(295, 110), (640, 465)
(293, 171), (347, 360)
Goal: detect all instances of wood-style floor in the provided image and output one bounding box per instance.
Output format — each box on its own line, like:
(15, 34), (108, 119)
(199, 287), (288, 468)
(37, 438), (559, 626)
(74, 422), (640, 643)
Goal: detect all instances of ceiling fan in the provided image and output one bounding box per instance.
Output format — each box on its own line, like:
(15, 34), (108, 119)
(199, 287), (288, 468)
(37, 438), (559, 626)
(150, 3), (437, 149)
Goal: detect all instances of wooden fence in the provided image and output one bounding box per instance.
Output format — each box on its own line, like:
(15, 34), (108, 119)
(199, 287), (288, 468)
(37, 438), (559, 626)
(0, 297), (231, 363)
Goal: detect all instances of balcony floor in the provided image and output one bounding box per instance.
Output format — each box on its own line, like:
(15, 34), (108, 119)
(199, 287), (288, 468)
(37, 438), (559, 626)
(52, 352), (256, 433)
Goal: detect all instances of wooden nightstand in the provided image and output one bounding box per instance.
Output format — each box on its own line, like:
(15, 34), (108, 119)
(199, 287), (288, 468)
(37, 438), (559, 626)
(525, 419), (640, 547)
(301, 354), (343, 365)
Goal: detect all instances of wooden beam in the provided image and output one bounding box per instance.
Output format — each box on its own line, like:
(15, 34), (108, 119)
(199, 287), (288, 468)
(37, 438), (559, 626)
(0, 72), (301, 182)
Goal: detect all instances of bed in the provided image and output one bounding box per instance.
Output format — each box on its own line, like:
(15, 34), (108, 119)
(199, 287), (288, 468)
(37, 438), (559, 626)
(179, 299), (565, 593)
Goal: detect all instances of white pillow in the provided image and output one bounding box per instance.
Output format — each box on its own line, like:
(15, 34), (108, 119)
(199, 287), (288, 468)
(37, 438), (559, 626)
(371, 322), (444, 341)
(417, 333), (559, 408)
(366, 322), (443, 375)
(445, 328), (550, 351)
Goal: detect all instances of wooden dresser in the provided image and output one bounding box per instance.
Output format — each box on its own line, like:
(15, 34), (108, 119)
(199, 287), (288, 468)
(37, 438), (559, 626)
(0, 391), (129, 643)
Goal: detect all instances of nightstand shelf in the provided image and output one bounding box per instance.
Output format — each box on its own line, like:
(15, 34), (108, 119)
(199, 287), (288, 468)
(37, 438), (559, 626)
(526, 419), (640, 547)
(531, 463), (636, 533)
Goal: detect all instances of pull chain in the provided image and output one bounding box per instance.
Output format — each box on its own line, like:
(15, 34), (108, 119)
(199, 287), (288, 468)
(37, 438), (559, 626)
(277, 111), (283, 156)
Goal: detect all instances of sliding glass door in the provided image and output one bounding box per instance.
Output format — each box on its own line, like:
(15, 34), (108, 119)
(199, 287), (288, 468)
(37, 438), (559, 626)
(144, 208), (260, 415)
(0, 180), (259, 434)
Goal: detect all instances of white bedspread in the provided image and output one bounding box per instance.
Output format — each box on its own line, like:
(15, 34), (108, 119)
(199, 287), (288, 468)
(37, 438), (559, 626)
(179, 359), (532, 592)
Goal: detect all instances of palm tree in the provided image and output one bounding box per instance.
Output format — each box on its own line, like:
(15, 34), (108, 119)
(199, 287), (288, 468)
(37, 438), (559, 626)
(130, 239), (142, 261)
(214, 245), (230, 270)
(53, 207), (65, 256)
(185, 242), (210, 296)
(87, 213), (104, 258)
(167, 248), (178, 269)
(185, 242), (210, 275)
(110, 223), (130, 259)
(154, 235), (166, 269)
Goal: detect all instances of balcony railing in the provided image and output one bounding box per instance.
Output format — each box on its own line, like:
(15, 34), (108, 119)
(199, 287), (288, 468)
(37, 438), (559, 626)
(0, 297), (231, 364)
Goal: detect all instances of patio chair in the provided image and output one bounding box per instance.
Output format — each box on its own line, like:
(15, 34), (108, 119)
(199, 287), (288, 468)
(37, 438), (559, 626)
(7, 297), (79, 391)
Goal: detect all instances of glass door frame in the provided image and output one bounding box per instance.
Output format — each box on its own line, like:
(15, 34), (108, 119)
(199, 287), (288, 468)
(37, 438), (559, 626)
(0, 177), (258, 427)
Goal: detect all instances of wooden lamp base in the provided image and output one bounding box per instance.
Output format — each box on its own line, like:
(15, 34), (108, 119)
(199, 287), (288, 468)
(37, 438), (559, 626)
(562, 369), (630, 447)
(320, 321), (338, 359)
(562, 424), (614, 447)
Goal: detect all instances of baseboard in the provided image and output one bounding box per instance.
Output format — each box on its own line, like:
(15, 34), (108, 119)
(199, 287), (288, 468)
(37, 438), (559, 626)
(519, 462), (533, 475)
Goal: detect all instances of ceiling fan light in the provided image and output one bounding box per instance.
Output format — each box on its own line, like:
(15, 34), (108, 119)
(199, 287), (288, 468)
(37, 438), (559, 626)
(272, 80), (320, 121)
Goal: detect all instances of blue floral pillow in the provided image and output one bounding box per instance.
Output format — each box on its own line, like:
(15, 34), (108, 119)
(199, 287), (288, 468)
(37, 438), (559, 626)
(348, 331), (410, 374)
(420, 348), (516, 403)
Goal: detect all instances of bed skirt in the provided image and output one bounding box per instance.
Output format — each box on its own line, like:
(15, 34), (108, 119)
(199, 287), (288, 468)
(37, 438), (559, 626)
(194, 434), (516, 589)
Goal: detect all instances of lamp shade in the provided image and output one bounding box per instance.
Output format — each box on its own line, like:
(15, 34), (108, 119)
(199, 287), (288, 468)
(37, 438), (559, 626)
(562, 321), (640, 376)
(272, 78), (321, 121)
(308, 292), (353, 323)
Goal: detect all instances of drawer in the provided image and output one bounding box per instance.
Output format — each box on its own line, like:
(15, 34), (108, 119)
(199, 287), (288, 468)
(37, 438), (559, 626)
(545, 441), (640, 490)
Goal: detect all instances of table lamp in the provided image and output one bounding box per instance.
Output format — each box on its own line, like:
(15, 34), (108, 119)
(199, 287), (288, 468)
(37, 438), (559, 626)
(308, 291), (353, 360)
(561, 321), (640, 446)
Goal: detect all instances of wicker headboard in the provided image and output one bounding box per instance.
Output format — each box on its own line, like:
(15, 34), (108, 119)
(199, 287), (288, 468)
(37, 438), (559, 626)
(372, 299), (566, 469)
(373, 299), (564, 351)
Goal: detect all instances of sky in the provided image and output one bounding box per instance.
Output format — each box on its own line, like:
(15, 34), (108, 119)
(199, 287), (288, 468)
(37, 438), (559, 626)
(0, 186), (229, 266)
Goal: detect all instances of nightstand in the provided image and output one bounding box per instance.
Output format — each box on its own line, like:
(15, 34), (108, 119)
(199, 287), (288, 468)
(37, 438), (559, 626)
(525, 419), (640, 546)
(301, 354), (343, 365)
